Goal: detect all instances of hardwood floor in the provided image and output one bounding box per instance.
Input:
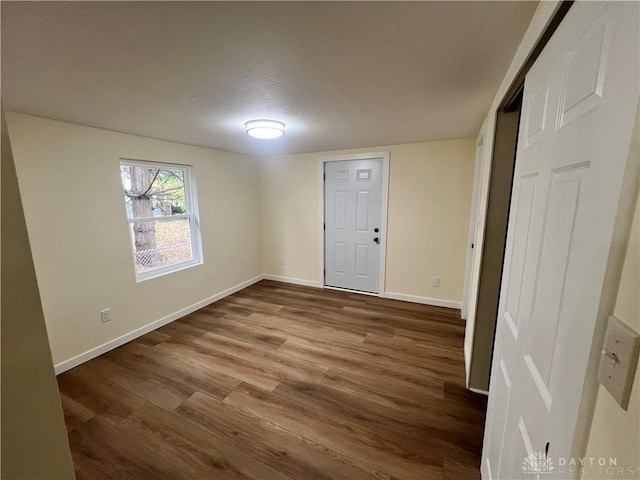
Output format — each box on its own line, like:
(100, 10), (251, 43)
(57, 280), (487, 479)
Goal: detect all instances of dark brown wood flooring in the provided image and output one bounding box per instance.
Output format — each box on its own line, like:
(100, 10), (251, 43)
(57, 280), (487, 479)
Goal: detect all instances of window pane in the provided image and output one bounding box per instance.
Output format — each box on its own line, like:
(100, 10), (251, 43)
(121, 164), (187, 218)
(129, 218), (193, 273)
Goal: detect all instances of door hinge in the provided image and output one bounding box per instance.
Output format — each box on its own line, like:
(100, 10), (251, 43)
(323, 222), (326, 230)
(323, 173), (326, 181)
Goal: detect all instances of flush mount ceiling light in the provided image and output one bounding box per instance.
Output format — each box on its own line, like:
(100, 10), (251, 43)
(244, 119), (285, 139)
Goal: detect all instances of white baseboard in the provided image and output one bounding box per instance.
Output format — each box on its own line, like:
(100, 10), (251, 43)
(470, 387), (489, 396)
(383, 291), (461, 310)
(54, 275), (264, 375)
(261, 274), (321, 288)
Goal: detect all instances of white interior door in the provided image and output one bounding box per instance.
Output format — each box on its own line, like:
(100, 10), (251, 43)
(482, 2), (639, 479)
(325, 158), (383, 293)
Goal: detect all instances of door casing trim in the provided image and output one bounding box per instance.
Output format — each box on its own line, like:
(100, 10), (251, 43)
(318, 151), (390, 296)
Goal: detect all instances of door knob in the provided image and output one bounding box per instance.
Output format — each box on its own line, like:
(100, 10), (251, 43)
(374, 237), (380, 244)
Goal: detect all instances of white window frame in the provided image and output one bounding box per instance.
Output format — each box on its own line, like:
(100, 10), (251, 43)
(120, 158), (203, 282)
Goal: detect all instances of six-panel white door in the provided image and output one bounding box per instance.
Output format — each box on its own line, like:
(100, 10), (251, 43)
(482, 2), (639, 479)
(324, 159), (383, 293)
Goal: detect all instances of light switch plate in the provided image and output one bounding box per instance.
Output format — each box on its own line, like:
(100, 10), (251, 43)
(597, 315), (640, 410)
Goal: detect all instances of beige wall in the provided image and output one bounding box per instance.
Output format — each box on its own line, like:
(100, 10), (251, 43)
(7, 112), (474, 372)
(260, 151), (320, 283)
(5, 112), (262, 368)
(1, 110), (75, 479)
(261, 139), (475, 304)
(583, 193), (640, 479)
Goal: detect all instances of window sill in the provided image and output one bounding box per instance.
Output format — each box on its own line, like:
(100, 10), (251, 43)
(134, 258), (203, 283)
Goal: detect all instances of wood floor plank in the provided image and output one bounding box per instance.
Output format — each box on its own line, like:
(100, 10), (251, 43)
(89, 355), (188, 411)
(273, 380), (455, 465)
(226, 296), (285, 314)
(156, 320), (209, 343)
(57, 364), (147, 426)
(304, 376), (481, 439)
(200, 300), (259, 318)
(277, 306), (397, 338)
(119, 403), (290, 480)
(357, 335), (466, 380)
(246, 311), (369, 345)
(105, 342), (241, 401)
(330, 335), (465, 380)
(68, 416), (189, 479)
(134, 329), (171, 347)
(176, 391), (382, 480)
(155, 337), (281, 391)
(366, 333), (464, 362)
(275, 378), (484, 465)
(224, 383), (444, 479)
(57, 280), (486, 479)
(395, 328), (465, 349)
(276, 339), (447, 390)
(444, 459), (484, 480)
(195, 331), (330, 384)
(342, 306), (464, 332)
(60, 392), (95, 433)
(183, 314), (288, 350)
(319, 366), (444, 410)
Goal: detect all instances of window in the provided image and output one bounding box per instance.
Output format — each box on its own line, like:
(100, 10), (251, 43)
(120, 159), (202, 281)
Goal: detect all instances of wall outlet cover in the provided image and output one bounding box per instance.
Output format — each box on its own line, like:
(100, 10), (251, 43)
(100, 308), (112, 323)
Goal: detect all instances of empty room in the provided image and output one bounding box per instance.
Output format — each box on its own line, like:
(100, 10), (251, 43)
(2, 1), (639, 480)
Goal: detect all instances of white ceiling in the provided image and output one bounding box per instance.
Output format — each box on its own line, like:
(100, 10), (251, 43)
(1, 1), (538, 156)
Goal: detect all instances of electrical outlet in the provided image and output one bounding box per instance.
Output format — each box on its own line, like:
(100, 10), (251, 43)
(279, 257), (285, 266)
(101, 308), (112, 323)
(431, 277), (440, 288)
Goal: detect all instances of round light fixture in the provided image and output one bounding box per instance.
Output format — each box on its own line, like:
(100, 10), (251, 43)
(244, 119), (285, 139)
